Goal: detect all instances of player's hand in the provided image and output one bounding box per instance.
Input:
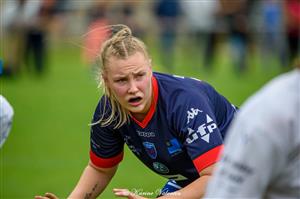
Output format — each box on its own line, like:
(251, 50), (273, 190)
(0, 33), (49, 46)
(35, 192), (58, 199)
(113, 188), (148, 199)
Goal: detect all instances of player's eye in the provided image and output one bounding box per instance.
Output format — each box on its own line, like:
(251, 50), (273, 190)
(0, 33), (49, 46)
(115, 78), (127, 84)
(135, 72), (146, 80)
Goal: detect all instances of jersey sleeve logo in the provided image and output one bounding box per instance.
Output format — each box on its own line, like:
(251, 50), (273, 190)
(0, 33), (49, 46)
(143, 142), (157, 159)
(186, 108), (203, 124)
(186, 114), (217, 144)
(124, 135), (142, 156)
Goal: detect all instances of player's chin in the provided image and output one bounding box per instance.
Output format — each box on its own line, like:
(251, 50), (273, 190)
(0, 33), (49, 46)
(127, 103), (145, 113)
(128, 106), (144, 113)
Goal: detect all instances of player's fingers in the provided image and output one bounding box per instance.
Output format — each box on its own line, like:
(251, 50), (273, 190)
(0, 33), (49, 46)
(34, 193), (58, 199)
(113, 189), (147, 199)
(44, 193), (58, 199)
(113, 188), (131, 197)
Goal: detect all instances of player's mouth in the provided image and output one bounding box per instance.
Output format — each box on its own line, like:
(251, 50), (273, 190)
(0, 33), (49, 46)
(128, 96), (143, 106)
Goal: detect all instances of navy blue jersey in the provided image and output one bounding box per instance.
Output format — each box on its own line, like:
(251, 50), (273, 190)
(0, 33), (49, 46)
(90, 72), (237, 187)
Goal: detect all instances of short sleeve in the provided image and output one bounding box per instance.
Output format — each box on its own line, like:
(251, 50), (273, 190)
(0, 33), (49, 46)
(173, 90), (224, 173)
(89, 97), (124, 168)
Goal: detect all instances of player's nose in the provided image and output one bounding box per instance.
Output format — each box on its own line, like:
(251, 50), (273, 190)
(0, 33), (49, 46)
(128, 80), (139, 94)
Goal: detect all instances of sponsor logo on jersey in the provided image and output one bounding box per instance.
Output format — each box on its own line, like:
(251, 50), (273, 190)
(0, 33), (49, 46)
(137, 130), (155, 138)
(124, 135), (131, 143)
(91, 138), (100, 149)
(186, 114), (217, 144)
(128, 145), (142, 156)
(124, 135), (142, 156)
(143, 142), (157, 159)
(186, 108), (203, 124)
(166, 138), (182, 156)
(153, 162), (169, 174)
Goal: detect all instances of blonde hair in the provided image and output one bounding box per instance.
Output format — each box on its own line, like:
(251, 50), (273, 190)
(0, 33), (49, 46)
(96, 24), (150, 129)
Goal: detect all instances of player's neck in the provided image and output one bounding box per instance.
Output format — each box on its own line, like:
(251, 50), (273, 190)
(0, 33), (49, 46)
(131, 112), (146, 122)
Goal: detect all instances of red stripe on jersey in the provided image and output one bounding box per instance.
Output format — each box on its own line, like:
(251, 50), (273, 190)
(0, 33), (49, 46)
(90, 150), (124, 168)
(193, 145), (224, 172)
(131, 76), (159, 128)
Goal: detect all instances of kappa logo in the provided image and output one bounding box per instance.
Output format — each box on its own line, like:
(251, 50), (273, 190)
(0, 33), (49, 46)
(186, 108), (203, 124)
(186, 114), (217, 144)
(137, 130), (155, 138)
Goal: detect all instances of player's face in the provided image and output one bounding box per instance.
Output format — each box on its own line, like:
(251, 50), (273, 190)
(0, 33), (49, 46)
(104, 52), (153, 116)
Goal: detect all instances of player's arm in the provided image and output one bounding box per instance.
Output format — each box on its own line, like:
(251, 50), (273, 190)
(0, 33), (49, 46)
(68, 161), (118, 198)
(35, 161), (118, 199)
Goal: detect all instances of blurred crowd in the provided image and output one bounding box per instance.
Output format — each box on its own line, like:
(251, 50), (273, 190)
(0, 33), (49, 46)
(1, 0), (300, 76)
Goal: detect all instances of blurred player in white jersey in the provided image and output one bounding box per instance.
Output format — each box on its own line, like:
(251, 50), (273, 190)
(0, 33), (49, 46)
(205, 64), (300, 198)
(0, 95), (14, 148)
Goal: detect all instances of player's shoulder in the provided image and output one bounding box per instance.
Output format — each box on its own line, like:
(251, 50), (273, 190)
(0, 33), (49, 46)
(154, 72), (215, 123)
(0, 95), (14, 118)
(154, 72), (211, 101)
(235, 70), (299, 131)
(242, 70), (299, 113)
(92, 95), (113, 122)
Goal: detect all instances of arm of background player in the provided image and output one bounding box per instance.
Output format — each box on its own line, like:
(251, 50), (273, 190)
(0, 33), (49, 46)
(113, 164), (216, 199)
(35, 161), (118, 199)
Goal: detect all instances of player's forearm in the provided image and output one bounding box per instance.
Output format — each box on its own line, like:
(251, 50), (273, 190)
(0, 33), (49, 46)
(68, 163), (117, 199)
(158, 175), (211, 199)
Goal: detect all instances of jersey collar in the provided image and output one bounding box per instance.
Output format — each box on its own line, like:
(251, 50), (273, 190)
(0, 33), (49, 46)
(130, 75), (158, 128)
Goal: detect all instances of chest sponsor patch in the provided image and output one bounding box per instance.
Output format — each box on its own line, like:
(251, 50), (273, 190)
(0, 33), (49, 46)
(166, 138), (182, 156)
(143, 142), (157, 159)
(153, 162), (169, 174)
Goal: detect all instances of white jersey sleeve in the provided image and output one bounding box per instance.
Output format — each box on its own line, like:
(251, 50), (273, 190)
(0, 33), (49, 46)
(0, 95), (14, 148)
(205, 69), (300, 199)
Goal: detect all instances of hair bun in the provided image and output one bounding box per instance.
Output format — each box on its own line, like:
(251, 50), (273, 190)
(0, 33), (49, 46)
(111, 24), (132, 38)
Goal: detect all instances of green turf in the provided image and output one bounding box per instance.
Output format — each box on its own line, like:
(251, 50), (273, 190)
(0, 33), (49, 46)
(0, 39), (283, 199)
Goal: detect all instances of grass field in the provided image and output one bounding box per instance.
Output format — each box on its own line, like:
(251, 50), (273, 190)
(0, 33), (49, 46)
(1, 39), (283, 199)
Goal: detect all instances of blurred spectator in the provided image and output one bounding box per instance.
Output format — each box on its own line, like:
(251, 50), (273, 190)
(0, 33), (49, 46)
(1, 0), (28, 76)
(119, 1), (145, 38)
(0, 95), (14, 148)
(260, 0), (287, 68)
(181, 0), (219, 70)
(154, 0), (181, 71)
(82, 1), (110, 66)
(285, 0), (300, 66)
(217, 0), (252, 73)
(24, 0), (56, 74)
(1, 0), (56, 76)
